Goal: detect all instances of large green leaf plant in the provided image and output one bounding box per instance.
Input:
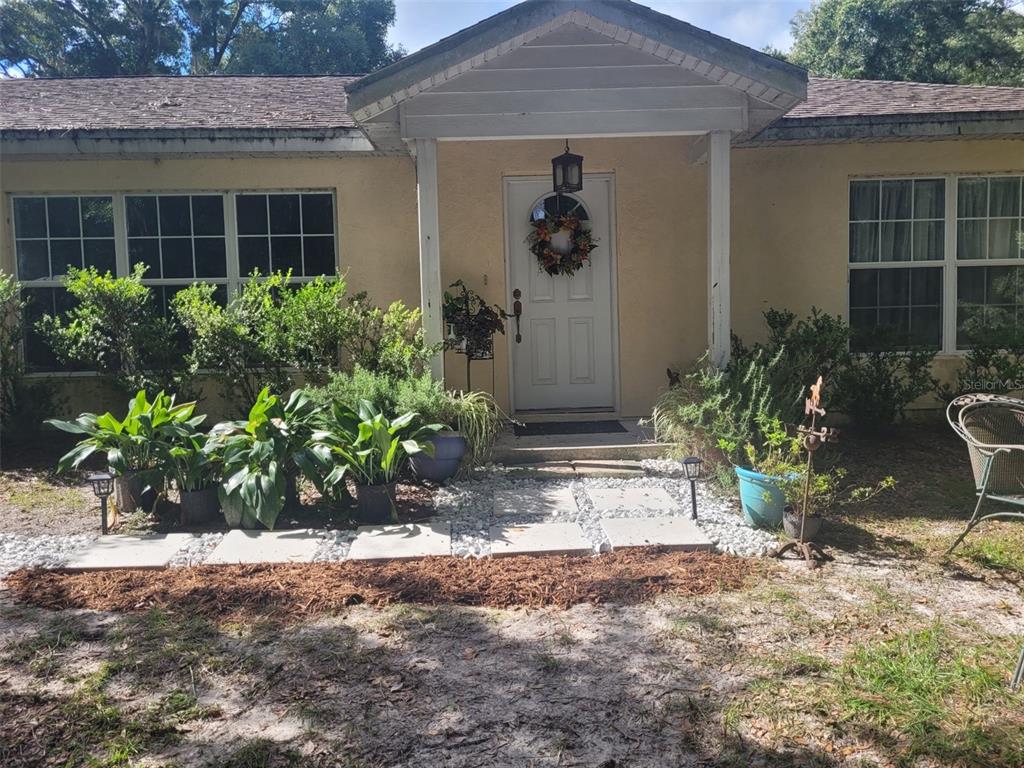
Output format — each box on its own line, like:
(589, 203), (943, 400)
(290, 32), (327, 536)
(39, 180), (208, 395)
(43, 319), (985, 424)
(206, 388), (320, 530)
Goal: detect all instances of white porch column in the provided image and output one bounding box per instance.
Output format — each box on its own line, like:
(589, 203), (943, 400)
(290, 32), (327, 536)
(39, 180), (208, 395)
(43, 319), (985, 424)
(414, 138), (444, 379)
(707, 130), (731, 367)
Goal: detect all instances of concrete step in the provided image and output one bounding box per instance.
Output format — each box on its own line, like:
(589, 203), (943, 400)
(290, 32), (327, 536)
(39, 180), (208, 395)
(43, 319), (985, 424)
(492, 419), (669, 465)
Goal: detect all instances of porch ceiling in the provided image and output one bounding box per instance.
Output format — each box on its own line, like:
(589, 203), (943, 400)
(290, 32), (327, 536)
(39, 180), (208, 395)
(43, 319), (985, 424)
(350, 1), (807, 149)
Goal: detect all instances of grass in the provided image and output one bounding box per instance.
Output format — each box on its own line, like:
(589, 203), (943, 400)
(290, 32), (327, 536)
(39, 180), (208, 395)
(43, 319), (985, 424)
(961, 535), (1024, 577)
(2, 614), (88, 678)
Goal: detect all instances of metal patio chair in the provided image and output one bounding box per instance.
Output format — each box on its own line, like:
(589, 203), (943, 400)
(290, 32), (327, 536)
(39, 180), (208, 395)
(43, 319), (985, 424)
(947, 393), (1024, 690)
(946, 393), (1024, 556)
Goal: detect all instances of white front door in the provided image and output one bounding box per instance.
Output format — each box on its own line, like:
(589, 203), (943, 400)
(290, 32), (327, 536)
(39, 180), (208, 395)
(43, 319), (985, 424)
(506, 176), (616, 412)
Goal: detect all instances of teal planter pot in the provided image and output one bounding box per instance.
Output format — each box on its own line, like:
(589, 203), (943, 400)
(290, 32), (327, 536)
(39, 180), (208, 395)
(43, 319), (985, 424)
(735, 466), (786, 529)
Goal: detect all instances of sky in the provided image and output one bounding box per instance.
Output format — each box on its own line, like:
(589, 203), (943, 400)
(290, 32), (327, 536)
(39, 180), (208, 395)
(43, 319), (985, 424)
(389, 1), (813, 55)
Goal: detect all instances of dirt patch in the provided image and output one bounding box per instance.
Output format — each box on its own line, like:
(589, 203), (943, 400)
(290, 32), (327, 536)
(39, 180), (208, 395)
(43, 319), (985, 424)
(6, 549), (754, 619)
(0, 469), (98, 536)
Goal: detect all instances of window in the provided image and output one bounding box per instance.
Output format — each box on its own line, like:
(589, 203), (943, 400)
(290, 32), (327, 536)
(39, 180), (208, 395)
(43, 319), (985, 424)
(235, 193), (336, 279)
(10, 189), (337, 371)
(848, 179), (944, 349)
(956, 176), (1023, 347)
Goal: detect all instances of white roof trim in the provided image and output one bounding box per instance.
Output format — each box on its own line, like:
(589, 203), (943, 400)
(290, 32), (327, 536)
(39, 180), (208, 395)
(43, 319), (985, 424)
(351, 9), (801, 123)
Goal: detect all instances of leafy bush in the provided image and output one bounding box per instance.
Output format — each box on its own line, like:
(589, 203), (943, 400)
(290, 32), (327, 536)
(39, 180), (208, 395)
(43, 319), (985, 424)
(47, 390), (202, 479)
(309, 365), (405, 417)
(343, 292), (441, 379)
(834, 339), (939, 429)
(653, 349), (783, 473)
(0, 272), (24, 426)
(206, 388), (321, 530)
(37, 266), (185, 395)
(945, 323), (1024, 398)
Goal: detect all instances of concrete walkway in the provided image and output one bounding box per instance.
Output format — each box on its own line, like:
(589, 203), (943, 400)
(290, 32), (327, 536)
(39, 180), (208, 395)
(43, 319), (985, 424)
(47, 486), (713, 571)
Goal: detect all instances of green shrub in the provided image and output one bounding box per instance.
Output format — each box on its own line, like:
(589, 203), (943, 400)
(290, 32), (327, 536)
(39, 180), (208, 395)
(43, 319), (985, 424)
(0, 272), (24, 425)
(36, 266), (185, 395)
(343, 292), (441, 380)
(310, 365), (403, 416)
(946, 323), (1024, 398)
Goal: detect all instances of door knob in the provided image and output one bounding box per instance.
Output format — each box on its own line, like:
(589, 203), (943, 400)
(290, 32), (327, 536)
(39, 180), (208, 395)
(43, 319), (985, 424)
(512, 288), (522, 343)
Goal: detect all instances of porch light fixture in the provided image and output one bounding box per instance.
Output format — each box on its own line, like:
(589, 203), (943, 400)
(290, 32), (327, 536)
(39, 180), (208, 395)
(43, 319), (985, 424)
(551, 140), (583, 194)
(681, 457), (703, 521)
(88, 472), (114, 535)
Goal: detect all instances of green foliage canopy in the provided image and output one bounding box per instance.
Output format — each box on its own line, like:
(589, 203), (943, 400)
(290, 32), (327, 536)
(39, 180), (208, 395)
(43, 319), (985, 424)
(789, 0), (1024, 85)
(0, 0), (403, 77)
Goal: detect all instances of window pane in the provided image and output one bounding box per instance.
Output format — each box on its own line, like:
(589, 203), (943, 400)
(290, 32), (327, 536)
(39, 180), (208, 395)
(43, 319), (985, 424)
(127, 196), (159, 237)
(958, 178), (987, 218)
(849, 269), (878, 308)
(913, 220), (943, 261)
(303, 236), (335, 275)
(194, 238), (227, 278)
(238, 238), (270, 276)
(881, 180), (912, 220)
(191, 196), (225, 236)
(877, 307), (910, 342)
(81, 197), (114, 237)
(878, 268), (910, 306)
(849, 308), (877, 333)
(16, 240), (50, 280)
(50, 239), (83, 275)
(989, 219), (1021, 260)
(47, 197), (80, 238)
(849, 181), (879, 221)
(910, 267), (941, 305)
(957, 266), (985, 304)
(84, 239), (116, 274)
(161, 238), (193, 279)
(958, 220), (986, 260)
(236, 195), (268, 235)
(990, 177), (1021, 218)
(301, 194), (334, 234)
(271, 235), (301, 272)
(269, 194), (301, 234)
(914, 179), (944, 219)
(910, 307), (941, 347)
(129, 238), (161, 277)
(13, 197), (47, 238)
(849, 222), (879, 263)
(987, 266), (1017, 304)
(159, 195), (191, 236)
(880, 221), (911, 262)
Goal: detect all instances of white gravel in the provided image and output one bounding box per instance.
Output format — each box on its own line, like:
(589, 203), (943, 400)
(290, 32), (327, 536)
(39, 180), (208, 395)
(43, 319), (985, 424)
(313, 529), (359, 561)
(168, 533), (224, 566)
(0, 533), (94, 576)
(435, 464), (779, 559)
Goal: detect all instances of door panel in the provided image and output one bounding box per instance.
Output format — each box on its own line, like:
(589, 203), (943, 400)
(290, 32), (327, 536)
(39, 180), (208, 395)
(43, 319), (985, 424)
(507, 176), (615, 411)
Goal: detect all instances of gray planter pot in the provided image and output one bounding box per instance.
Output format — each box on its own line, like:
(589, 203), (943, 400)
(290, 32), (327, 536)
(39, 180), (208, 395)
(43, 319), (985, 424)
(411, 432), (468, 483)
(355, 482), (396, 524)
(221, 494), (260, 529)
(180, 487), (220, 525)
(783, 507), (824, 542)
(113, 472), (156, 515)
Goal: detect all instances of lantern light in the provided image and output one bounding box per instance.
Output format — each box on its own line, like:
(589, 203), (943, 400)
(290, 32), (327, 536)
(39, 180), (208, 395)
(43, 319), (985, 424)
(551, 140), (583, 194)
(88, 472), (114, 535)
(680, 457), (703, 521)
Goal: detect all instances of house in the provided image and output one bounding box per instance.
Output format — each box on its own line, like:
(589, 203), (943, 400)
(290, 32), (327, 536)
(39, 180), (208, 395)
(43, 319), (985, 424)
(2, 0), (1022, 418)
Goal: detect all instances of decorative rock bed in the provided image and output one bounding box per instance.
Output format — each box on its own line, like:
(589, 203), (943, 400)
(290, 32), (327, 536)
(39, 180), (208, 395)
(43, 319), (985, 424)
(0, 465), (778, 573)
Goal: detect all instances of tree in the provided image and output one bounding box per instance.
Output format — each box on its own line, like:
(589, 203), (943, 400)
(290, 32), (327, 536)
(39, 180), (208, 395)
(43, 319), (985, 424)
(789, 0), (1024, 86)
(0, 0), (402, 77)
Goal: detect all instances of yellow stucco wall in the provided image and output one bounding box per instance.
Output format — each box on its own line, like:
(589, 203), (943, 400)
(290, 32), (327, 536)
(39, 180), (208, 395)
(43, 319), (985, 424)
(437, 136), (707, 417)
(3, 135), (1023, 420)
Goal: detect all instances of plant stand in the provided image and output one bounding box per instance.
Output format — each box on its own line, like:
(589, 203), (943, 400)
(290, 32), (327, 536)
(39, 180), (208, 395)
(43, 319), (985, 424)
(771, 376), (839, 570)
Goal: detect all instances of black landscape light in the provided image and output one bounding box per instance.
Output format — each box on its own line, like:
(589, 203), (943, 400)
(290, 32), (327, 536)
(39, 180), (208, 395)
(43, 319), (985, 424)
(681, 457), (702, 521)
(88, 472), (114, 535)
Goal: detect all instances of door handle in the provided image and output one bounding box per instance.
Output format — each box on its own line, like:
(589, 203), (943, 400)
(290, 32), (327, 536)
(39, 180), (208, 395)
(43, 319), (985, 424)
(512, 288), (523, 343)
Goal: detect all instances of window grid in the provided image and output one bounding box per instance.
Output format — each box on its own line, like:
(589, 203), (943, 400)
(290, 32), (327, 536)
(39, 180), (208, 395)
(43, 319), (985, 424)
(9, 189), (337, 372)
(12, 195), (116, 283)
(233, 192), (337, 282)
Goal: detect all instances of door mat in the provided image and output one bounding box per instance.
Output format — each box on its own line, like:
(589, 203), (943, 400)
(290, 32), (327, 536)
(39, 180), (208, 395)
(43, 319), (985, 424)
(513, 420), (628, 437)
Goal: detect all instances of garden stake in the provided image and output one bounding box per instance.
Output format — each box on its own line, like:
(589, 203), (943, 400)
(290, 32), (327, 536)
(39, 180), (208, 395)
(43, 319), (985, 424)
(772, 376), (838, 569)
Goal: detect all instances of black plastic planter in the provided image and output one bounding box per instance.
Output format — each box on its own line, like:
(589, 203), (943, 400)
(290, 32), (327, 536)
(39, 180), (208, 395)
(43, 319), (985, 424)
(179, 487), (220, 525)
(356, 482), (397, 523)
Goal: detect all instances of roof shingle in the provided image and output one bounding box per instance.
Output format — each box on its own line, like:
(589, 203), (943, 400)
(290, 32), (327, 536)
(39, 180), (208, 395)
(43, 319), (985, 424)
(1, 73), (1022, 135)
(0, 75), (359, 133)
(792, 77), (1024, 119)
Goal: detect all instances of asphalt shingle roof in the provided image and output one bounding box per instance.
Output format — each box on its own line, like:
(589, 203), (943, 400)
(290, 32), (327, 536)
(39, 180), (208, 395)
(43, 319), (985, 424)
(793, 77), (1024, 119)
(1, 73), (1022, 134)
(0, 75), (359, 133)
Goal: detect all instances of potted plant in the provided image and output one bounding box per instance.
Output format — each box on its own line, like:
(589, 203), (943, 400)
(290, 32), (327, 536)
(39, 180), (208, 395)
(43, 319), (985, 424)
(443, 280), (507, 360)
(206, 388), (320, 530)
(165, 429), (220, 525)
(736, 416), (799, 529)
(306, 400), (442, 522)
(48, 390), (202, 515)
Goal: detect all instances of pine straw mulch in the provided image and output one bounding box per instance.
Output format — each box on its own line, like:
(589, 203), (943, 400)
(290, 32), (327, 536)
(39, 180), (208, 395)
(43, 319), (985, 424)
(5, 549), (755, 622)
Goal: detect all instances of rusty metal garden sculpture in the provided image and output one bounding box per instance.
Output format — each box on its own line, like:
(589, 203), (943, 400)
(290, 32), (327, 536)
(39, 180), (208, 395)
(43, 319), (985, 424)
(773, 376), (839, 568)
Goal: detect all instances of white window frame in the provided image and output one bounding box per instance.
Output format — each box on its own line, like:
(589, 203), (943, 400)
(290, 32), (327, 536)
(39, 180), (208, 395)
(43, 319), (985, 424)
(8, 188), (339, 373)
(849, 172), (1024, 356)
